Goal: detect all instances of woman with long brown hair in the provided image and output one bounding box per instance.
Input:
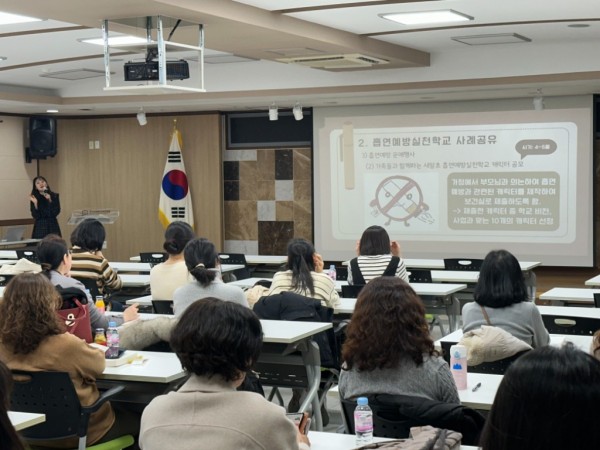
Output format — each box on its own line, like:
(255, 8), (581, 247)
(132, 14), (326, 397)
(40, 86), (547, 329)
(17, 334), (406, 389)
(0, 273), (138, 448)
(339, 276), (458, 403)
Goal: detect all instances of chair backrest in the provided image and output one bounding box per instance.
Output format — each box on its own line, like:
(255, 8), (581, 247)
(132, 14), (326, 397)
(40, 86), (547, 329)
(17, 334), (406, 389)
(594, 293), (600, 308)
(443, 258), (483, 271)
(152, 299), (174, 314)
(341, 394), (485, 445)
(73, 276), (101, 299)
(408, 269), (433, 283)
(139, 252), (168, 265)
(0, 274), (14, 286)
(10, 370), (83, 441)
(219, 253), (251, 281)
(542, 314), (600, 335)
(218, 253), (247, 265)
(341, 284), (364, 298)
(16, 250), (39, 263)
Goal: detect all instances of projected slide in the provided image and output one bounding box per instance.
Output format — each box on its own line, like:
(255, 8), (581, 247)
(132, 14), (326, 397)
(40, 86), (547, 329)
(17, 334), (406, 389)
(314, 104), (593, 266)
(329, 122), (573, 241)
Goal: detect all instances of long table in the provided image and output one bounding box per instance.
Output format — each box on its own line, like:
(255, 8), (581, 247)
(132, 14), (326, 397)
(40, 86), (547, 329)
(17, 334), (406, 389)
(8, 411), (46, 431)
(309, 431), (478, 450)
(112, 261), (244, 274)
(539, 287), (600, 306)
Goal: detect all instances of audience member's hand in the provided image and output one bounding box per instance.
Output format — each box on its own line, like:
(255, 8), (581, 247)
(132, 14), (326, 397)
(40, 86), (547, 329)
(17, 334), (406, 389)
(296, 428), (311, 448)
(123, 304), (140, 322)
(390, 240), (401, 257)
(313, 253), (324, 273)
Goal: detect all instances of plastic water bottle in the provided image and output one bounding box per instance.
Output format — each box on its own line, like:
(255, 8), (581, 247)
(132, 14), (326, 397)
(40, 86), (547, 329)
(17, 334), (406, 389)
(105, 322), (120, 359)
(328, 264), (337, 281)
(354, 397), (373, 445)
(95, 295), (105, 314)
(450, 344), (468, 390)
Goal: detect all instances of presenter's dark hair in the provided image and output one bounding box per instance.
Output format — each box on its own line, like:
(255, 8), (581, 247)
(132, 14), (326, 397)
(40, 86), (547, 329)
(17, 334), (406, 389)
(31, 175), (52, 196)
(480, 344), (600, 450)
(170, 297), (263, 382)
(37, 234), (69, 277)
(0, 360), (25, 450)
(184, 238), (218, 287)
(286, 238), (315, 296)
(342, 276), (435, 371)
(358, 225), (391, 256)
(163, 221), (195, 255)
(70, 218), (105, 252)
(474, 249), (528, 308)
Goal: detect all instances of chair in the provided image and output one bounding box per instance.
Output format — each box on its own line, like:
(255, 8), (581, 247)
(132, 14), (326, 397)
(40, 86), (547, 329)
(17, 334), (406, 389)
(16, 250), (39, 263)
(408, 269), (433, 283)
(341, 284), (364, 298)
(219, 252), (252, 281)
(340, 394), (485, 445)
(152, 299), (174, 315)
(74, 276), (101, 300)
(0, 274), (14, 286)
(443, 258), (483, 271)
(542, 314), (600, 335)
(10, 370), (134, 450)
(139, 252), (167, 267)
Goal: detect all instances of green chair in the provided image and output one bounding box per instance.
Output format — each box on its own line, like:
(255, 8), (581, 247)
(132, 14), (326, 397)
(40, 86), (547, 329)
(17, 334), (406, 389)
(11, 370), (134, 450)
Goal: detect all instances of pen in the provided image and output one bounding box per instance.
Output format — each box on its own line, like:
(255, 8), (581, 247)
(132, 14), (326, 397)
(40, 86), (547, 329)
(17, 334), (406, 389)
(472, 382), (482, 392)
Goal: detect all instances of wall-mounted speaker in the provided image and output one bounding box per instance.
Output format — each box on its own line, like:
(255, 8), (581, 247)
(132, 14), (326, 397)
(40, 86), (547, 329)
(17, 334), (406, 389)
(28, 116), (57, 159)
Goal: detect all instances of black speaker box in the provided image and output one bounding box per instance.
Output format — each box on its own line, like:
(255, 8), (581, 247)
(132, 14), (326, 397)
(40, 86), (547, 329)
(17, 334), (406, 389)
(29, 116), (57, 159)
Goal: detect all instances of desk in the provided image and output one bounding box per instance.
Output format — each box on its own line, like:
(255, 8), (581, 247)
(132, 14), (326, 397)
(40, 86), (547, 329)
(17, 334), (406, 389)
(245, 255), (287, 265)
(458, 373), (502, 411)
(120, 274), (150, 288)
(113, 262), (243, 274)
(0, 250), (17, 259)
(539, 287), (600, 306)
(0, 259), (17, 265)
(0, 286), (4, 297)
(309, 432), (478, 450)
(8, 411), (46, 431)
(0, 239), (39, 248)
(126, 295), (153, 306)
(585, 274), (600, 287)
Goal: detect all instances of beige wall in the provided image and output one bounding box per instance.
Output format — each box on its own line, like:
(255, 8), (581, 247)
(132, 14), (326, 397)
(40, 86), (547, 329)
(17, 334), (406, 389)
(38, 114), (222, 262)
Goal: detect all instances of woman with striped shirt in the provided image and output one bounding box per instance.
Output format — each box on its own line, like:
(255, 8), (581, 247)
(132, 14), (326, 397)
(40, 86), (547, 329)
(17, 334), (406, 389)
(268, 238), (340, 308)
(347, 225), (409, 285)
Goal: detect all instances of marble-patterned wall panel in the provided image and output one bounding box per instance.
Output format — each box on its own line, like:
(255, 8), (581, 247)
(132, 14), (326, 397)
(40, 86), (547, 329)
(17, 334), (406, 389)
(275, 149), (293, 180)
(224, 149), (257, 161)
(294, 179), (311, 202)
(224, 181), (239, 201)
(224, 201), (258, 240)
(275, 180), (294, 201)
(257, 180), (275, 200)
(239, 161), (259, 201)
(293, 148), (311, 180)
(276, 201), (294, 221)
(257, 200), (276, 221)
(293, 201), (312, 224)
(257, 149), (275, 181)
(258, 221), (294, 255)
(224, 239), (259, 255)
(294, 220), (313, 241)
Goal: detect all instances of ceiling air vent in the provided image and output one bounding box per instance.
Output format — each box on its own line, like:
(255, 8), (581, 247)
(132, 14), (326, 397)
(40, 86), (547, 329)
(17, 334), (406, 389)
(276, 53), (389, 70)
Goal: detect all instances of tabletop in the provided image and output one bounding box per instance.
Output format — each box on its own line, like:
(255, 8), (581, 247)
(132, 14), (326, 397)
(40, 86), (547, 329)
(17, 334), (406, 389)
(537, 305), (600, 319)
(458, 372), (503, 410)
(113, 262), (243, 274)
(8, 411), (46, 431)
(342, 258), (540, 272)
(120, 274), (151, 287)
(585, 274), (600, 287)
(99, 350), (186, 383)
(539, 287), (600, 305)
(0, 250), (17, 259)
(245, 255), (287, 265)
(309, 431), (478, 449)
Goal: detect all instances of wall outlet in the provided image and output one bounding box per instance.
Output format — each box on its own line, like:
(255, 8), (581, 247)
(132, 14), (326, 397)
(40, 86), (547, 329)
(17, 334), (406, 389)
(94, 140), (100, 149)
(88, 140), (94, 149)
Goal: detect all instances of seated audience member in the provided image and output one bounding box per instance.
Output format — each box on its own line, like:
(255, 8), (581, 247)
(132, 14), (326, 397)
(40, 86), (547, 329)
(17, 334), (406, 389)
(480, 344), (600, 450)
(268, 238), (340, 308)
(0, 273), (140, 448)
(339, 277), (459, 403)
(172, 238), (248, 316)
(150, 221), (195, 300)
(347, 225), (409, 285)
(140, 298), (310, 450)
(38, 234), (139, 331)
(0, 359), (25, 450)
(462, 249), (549, 348)
(69, 218), (122, 296)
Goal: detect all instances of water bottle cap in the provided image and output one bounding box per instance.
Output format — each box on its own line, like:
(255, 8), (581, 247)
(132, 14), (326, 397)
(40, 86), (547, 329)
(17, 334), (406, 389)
(329, 264), (335, 269)
(357, 397), (368, 406)
(108, 321), (117, 327)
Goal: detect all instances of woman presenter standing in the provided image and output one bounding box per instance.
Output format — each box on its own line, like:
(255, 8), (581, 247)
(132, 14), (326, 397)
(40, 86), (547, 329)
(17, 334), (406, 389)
(30, 176), (61, 238)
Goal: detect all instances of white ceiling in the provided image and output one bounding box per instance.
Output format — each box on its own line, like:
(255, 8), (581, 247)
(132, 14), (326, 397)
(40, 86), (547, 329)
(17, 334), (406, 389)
(0, 0), (599, 115)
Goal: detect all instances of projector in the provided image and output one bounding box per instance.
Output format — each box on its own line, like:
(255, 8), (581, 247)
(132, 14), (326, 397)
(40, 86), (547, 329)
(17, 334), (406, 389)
(124, 60), (190, 81)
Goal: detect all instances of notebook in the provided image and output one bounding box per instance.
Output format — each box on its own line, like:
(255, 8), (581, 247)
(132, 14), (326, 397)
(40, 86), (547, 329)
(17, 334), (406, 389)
(1, 226), (25, 242)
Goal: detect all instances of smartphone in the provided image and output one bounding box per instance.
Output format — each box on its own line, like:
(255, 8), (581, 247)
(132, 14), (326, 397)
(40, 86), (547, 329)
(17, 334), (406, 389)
(286, 412), (310, 435)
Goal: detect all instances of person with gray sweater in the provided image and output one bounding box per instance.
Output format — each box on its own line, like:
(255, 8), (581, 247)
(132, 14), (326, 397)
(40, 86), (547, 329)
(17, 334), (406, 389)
(338, 277), (459, 403)
(173, 238), (248, 317)
(462, 249), (549, 348)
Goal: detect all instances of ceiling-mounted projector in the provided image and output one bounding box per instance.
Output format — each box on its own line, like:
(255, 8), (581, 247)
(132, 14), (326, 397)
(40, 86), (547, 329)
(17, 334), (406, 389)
(124, 60), (190, 81)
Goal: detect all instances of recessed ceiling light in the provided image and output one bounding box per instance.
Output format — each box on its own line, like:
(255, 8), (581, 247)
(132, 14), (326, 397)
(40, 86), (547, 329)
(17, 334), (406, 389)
(380, 9), (473, 26)
(46, 109), (59, 113)
(0, 12), (41, 25)
(79, 36), (148, 46)
(568, 23), (590, 28)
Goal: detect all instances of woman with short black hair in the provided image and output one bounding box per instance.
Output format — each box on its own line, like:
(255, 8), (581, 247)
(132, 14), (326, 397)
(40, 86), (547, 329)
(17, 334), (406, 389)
(140, 298), (310, 450)
(462, 249), (549, 347)
(347, 225), (408, 285)
(480, 344), (600, 450)
(172, 238), (248, 316)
